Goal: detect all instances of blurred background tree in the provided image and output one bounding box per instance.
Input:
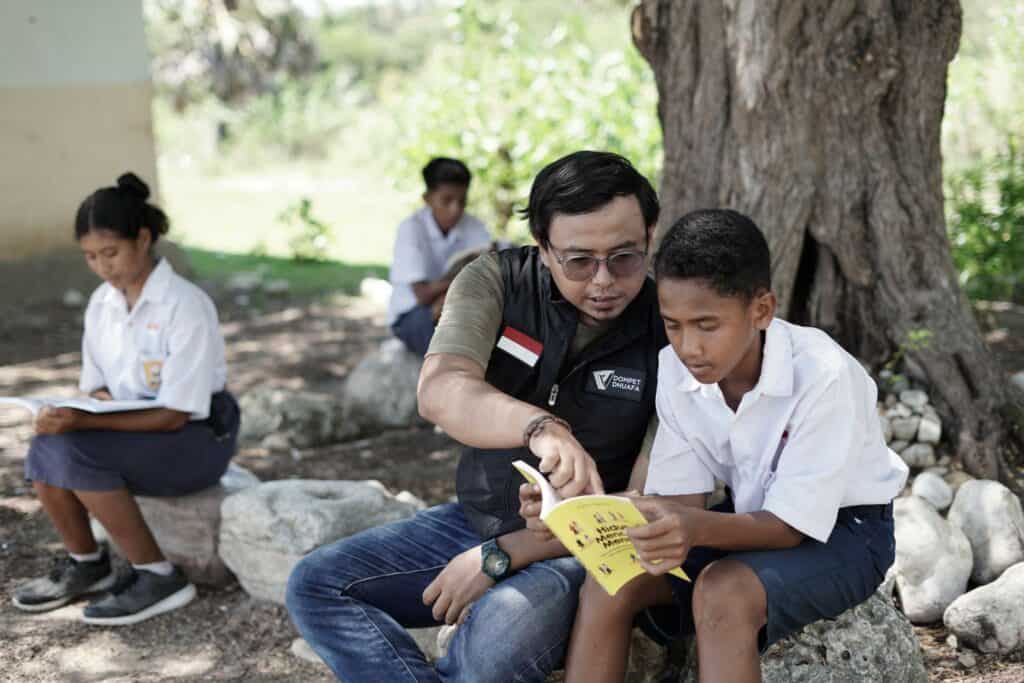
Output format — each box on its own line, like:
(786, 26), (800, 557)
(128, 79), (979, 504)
(143, 0), (1022, 305)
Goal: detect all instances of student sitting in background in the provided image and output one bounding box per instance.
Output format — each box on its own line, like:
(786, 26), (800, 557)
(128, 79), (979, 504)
(12, 173), (240, 626)
(558, 209), (908, 683)
(387, 157), (491, 355)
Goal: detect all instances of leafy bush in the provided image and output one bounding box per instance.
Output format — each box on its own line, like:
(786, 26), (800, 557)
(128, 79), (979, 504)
(946, 138), (1024, 302)
(391, 0), (661, 239)
(278, 197), (333, 261)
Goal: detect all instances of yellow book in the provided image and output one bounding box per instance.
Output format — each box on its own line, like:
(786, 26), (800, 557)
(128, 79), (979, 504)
(512, 460), (690, 596)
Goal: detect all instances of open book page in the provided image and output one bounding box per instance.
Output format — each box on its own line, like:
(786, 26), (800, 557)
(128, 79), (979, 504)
(512, 460), (690, 595)
(0, 396), (163, 417)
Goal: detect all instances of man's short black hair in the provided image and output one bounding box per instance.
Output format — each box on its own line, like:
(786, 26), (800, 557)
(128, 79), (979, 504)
(422, 157), (472, 191)
(654, 209), (772, 300)
(520, 151), (659, 248)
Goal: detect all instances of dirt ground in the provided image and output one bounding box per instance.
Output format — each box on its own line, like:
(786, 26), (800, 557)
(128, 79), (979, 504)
(2, 286), (1024, 682)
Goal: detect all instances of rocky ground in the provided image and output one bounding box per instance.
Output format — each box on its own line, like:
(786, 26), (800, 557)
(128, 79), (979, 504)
(2, 287), (1024, 682)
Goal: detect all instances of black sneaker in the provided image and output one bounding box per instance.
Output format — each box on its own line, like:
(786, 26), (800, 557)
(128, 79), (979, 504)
(82, 566), (196, 626)
(12, 552), (116, 613)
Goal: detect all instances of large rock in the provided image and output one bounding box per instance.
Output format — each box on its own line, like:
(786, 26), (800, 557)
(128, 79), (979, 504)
(441, 595), (923, 682)
(900, 443), (936, 469)
(893, 496), (973, 622)
(238, 387), (355, 448)
(911, 471), (953, 511)
(944, 562), (1024, 654)
(219, 479), (422, 603)
(946, 479), (1024, 585)
(92, 464), (260, 585)
(758, 592), (926, 682)
(341, 339), (424, 433)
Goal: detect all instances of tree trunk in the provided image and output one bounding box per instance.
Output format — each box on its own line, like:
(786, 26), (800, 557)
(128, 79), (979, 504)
(632, 0), (1024, 488)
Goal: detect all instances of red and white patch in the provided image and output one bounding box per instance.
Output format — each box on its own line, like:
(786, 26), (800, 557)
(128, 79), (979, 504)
(496, 326), (543, 367)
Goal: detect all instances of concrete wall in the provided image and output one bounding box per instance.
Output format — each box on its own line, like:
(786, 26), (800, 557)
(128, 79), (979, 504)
(0, 1), (159, 260)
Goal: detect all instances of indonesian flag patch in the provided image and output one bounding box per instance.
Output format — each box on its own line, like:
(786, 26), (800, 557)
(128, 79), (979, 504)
(496, 326), (543, 367)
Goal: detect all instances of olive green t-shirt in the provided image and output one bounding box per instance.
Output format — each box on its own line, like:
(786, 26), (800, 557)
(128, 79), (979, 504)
(427, 252), (658, 461)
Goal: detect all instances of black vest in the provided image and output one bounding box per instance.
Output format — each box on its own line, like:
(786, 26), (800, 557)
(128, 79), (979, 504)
(456, 246), (667, 539)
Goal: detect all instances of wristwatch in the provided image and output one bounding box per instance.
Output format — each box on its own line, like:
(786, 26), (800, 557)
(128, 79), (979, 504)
(480, 538), (513, 581)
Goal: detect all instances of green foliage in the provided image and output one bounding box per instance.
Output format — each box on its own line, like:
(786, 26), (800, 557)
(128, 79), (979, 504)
(880, 328), (935, 394)
(392, 0), (661, 238)
(277, 197), (333, 262)
(185, 247), (387, 297)
(946, 138), (1024, 302)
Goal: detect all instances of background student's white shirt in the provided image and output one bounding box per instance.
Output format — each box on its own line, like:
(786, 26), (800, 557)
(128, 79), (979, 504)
(79, 258), (227, 421)
(645, 318), (908, 543)
(387, 207), (491, 325)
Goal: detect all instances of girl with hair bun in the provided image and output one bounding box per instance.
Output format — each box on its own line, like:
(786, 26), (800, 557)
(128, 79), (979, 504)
(13, 172), (239, 626)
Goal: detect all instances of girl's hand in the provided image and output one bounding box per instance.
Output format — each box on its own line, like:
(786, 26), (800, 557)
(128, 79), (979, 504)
(90, 389), (114, 401)
(34, 407), (84, 435)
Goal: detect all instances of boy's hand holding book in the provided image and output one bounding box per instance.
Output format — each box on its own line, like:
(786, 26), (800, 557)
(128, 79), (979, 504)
(518, 483), (555, 542)
(627, 496), (701, 575)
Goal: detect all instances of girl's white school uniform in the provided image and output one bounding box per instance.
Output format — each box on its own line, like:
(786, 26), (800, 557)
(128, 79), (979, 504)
(79, 258), (227, 420)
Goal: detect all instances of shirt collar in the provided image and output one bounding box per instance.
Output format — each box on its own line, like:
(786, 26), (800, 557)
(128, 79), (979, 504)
(422, 207), (462, 241)
(677, 318), (794, 398)
(101, 258), (175, 310)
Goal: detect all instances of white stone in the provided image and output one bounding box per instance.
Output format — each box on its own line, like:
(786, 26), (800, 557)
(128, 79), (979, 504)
(889, 440), (910, 454)
(911, 472), (953, 511)
(239, 387), (355, 448)
(944, 562), (1024, 655)
(900, 443), (936, 469)
(886, 403), (913, 419)
(1012, 371), (1024, 393)
(62, 288), (85, 308)
(890, 416), (921, 442)
(342, 340), (425, 434)
(893, 496), (973, 623)
(359, 277), (393, 308)
(92, 463), (260, 585)
(219, 479), (421, 604)
(946, 479), (1024, 585)
(227, 271), (263, 292)
(290, 638), (326, 666)
(916, 414), (941, 444)
(899, 390), (929, 413)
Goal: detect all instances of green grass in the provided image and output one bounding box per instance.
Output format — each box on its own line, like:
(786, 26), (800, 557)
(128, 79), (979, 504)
(185, 247), (388, 297)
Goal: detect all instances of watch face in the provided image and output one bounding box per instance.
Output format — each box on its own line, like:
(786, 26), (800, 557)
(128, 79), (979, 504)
(484, 551), (510, 577)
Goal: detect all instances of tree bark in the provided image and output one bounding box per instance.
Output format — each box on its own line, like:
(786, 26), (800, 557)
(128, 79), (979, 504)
(633, 0), (1024, 487)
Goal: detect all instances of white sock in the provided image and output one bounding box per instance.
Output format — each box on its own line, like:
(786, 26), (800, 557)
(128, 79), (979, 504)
(69, 550), (102, 563)
(133, 560), (174, 576)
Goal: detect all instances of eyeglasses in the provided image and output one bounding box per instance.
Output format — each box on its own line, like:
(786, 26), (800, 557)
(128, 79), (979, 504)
(548, 245), (648, 282)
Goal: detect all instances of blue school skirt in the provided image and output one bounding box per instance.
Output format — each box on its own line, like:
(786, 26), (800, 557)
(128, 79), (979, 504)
(25, 392), (240, 496)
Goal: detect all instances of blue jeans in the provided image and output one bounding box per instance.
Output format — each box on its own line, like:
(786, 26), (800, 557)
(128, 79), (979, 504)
(391, 304), (436, 356)
(286, 503), (586, 682)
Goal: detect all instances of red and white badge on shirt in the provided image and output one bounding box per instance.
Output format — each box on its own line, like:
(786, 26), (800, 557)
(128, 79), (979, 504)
(496, 326), (543, 367)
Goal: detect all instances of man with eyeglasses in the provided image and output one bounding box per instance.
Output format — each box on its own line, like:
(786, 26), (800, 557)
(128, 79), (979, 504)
(286, 151), (665, 682)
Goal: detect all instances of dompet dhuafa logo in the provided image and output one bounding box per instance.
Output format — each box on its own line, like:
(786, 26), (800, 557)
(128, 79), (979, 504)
(586, 368), (646, 402)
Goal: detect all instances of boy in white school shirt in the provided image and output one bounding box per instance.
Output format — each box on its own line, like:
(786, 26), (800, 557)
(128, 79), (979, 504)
(560, 209), (908, 683)
(388, 157), (492, 355)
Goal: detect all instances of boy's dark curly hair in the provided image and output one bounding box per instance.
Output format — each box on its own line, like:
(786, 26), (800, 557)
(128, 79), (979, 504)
(654, 209), (771, 300)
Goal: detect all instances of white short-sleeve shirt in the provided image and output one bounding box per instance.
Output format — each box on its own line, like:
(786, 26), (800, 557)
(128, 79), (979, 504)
(646, 318), (908, 543)
(387, 207), (491, 324)
(79, 258), (227, 420)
